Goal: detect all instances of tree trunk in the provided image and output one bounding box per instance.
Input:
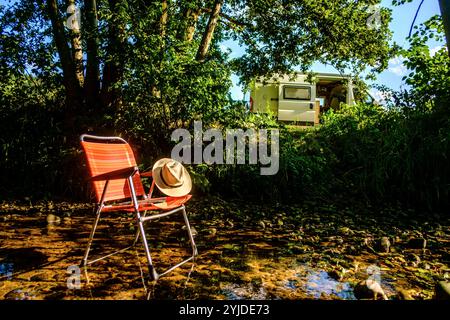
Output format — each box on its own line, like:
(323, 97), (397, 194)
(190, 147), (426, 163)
(66, 0), (84, 87)
(46, 0), (82, 132)
(196, 0), (223, 61)
(101, 0), (126, 111)
(178, 7), (200, 41)
(84, 0), (100, 108)
(159, 0), (168, 38)
(439, 0), (450, 58)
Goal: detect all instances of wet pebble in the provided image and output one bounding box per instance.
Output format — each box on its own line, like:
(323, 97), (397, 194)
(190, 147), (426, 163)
(407, 238), (427, 249)
(434, 281), (450, 300)
(226, 220), (234, 228)
(406, 253), (421, 267)
(354, 280), (388, 300)
(397, 288), (414, 300)
(46, 214), (61, 225)
(4, 289), (34, 300)
(380, 237), (391, 253)
(181, 225), (198, 237)
(328, 269), (341, 281)
(30, 272), (52, 282)
(420, 262), (431, 270)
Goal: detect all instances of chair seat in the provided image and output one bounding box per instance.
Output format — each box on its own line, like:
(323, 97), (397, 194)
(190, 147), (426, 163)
(102, 195), (192, 213)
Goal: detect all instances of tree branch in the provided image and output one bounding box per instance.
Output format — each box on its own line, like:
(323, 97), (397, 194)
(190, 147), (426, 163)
(201, 7), (249, 29)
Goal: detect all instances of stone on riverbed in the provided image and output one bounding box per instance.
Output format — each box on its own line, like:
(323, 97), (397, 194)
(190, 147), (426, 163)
(397, 288), (414, 300)
(407, 238), (427, 249)
(380, 237), (391, 253)
(354, 279), (388, 300)
(434, 281), (450, 300)
(46, 214), (61, 225)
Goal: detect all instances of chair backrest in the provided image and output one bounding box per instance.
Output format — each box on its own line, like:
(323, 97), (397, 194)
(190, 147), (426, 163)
(80, 135), (146, 203)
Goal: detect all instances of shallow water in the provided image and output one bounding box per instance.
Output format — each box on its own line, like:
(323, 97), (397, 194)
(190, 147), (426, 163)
(0, 201), (448, 300)
(303, 270), (355, 299)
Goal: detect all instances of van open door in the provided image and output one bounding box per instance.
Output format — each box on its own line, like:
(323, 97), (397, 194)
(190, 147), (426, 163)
(277, 84), (316, 122)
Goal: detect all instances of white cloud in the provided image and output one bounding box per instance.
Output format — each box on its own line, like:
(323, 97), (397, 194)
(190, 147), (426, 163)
(388, 56), (407, 76)
(389, 65), (407, 76)
(389, 56), (404, 66)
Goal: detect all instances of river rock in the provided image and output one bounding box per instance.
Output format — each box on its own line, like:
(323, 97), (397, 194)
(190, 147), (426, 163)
(354, 279), (388, 300)
(406, 253), (421, 267)
(434, 281), (450, 300)
(4, 289), (33, 300)
(407, 238), (427, 249)
(30, 272), (52, 282)
(328, 269), (340, 281)
(181, 225), (198, 237)
(46, 214), (61, 225)
(380, 237), (391, 253)
(397, 288), (414, 300)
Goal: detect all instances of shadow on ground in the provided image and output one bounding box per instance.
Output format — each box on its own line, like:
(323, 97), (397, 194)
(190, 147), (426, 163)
(0, 197), (449, 300)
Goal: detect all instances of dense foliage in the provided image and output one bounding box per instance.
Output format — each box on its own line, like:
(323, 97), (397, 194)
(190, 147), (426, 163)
(0, 1), (448, 213)
(191, 101), (450, 211)
(189, 15), (450, 212)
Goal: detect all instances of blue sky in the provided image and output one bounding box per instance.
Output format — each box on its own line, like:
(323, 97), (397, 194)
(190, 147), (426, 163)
(224, 0), (445, 101)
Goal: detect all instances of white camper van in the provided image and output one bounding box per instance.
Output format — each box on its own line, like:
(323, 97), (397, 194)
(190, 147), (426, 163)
(250, 72), (356, 125)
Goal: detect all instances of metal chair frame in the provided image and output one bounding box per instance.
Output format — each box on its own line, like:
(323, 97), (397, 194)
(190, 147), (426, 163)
(80, 134), (198, 281)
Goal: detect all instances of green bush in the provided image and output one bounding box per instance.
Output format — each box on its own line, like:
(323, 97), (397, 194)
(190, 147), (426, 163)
(187, 108), (334, 202)
(319, 102), (450, 210)
(186, 101), (450, 212)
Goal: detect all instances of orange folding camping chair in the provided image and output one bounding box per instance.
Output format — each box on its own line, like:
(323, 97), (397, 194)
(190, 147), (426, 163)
(79, 134), (198, 281)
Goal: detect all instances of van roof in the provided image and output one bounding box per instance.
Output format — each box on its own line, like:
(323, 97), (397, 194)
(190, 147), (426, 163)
(255, 72), (352, 83)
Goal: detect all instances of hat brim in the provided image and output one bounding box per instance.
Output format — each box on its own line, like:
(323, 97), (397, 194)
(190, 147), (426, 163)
(152, 158), (192, 197)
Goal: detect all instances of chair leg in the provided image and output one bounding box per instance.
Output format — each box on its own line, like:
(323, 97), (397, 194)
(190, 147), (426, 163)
(127, 176), (158, 281)
(181, 205), (198, 257)
(135, 206), (197, 282)
(137, 218), (159, 281)
(81, 206), (102, 266)
(132, 211), (147, 247)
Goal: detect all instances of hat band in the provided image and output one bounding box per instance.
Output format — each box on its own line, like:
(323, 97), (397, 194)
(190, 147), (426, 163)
(160, 169), (182, 188)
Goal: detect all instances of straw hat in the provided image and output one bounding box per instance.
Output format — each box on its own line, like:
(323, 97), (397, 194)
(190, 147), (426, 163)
(152, 158), (192, 197)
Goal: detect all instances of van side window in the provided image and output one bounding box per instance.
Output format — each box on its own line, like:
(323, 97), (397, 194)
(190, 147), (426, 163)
(283, 86), (311, 100)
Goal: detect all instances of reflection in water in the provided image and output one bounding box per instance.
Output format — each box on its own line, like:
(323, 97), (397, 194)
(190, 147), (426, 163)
(220, 262), (356, 300)
(0, 263), (14, 280)
(304, 271), (355, 300)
